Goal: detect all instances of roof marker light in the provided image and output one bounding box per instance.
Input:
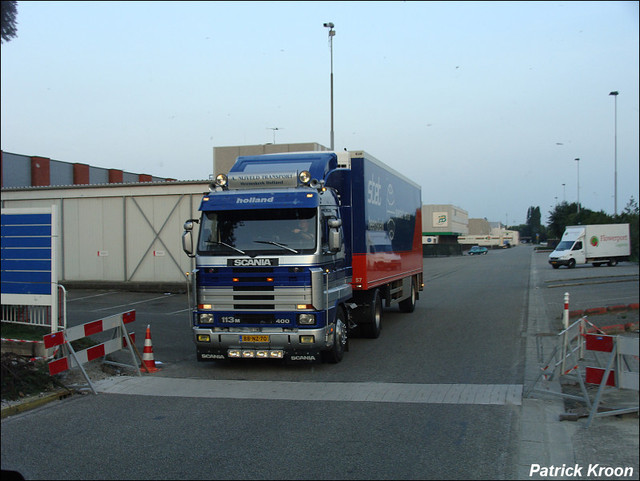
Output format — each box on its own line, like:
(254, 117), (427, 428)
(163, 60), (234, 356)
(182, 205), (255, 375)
(215, 173), (228, 187)
(299, 170), (312, 185)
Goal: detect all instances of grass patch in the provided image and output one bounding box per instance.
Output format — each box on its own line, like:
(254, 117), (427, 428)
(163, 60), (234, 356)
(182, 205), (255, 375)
(1, 321), (49, 341)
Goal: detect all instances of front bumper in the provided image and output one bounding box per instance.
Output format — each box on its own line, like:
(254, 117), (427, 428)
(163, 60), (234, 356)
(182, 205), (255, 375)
(194, 325), (332, 361)
(548, 258), (569, 267)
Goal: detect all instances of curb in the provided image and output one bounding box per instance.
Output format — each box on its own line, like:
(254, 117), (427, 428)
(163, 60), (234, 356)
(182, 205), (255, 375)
(1, 389), (74, 419)
(569, 302), (639, 319)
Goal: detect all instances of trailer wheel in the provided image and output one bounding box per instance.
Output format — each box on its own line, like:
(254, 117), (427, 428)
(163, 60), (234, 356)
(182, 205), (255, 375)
(359, 289), (382, 339)
(398, 279), (416, 313)
(608, 258), (618, 267)
(322, 307), (347, 363)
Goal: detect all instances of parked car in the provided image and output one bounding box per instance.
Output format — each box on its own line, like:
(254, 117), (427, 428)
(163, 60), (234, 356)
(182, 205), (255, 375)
(468, 246), (488, 255)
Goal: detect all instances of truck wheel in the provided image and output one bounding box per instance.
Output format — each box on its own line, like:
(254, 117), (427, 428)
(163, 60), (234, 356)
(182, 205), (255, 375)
(568, 259), (576, 269)
(608, 258), (618, 267)
(322, 307), (347, 363)
(398, 279), (416, 313)
(552, 264), (560, 269)
(359, 289), (382, 339)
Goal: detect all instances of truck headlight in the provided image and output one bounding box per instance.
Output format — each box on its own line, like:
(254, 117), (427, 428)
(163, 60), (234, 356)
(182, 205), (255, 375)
(297, 313), (316, 325)
(199, 313), (214, 324)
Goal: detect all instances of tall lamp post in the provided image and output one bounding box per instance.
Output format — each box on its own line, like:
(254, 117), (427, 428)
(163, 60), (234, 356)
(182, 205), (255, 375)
(575, 158), (580, 215)
(324, 22), (335, 151)
(609, 91), (619, 215)
(562, 183), (566, 203)
(267, 127), (283, 144)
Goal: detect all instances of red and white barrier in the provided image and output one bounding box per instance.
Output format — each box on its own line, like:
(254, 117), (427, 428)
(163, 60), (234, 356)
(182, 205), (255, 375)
(43, 310), (140, 393)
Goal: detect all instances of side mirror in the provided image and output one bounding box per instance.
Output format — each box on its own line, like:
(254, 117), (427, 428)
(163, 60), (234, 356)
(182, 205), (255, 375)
(327, 218), (342, 253)
(182, 219), (197, 257)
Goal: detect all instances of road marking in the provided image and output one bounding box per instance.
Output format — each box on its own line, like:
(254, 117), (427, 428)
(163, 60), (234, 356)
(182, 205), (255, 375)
(92, 294), (174, 312)
(67, 291), (119, 302)
(94, 377), (522, 405)
(164, 307), (191, 315)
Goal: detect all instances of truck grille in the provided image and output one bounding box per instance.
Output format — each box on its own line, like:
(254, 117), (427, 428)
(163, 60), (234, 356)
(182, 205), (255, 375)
(197, 266), (312, 311)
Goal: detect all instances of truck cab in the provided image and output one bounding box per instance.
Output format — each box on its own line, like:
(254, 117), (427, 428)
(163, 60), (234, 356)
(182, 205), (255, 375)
(182, 153), (351, 363)
(548, 227), (586, 268)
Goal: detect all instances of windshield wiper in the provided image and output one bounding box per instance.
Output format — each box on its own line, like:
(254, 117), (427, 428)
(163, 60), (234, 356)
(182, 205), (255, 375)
(254, 240), (299, 254)
(211, 241), (250, 256)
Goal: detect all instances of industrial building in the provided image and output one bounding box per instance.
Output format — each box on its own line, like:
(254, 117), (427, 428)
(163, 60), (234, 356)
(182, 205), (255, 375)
(2, 150), (207, 291)
(1, 151), (177, 188)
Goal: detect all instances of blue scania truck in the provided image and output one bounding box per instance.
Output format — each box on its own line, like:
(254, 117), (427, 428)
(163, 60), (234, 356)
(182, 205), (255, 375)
(182, 150), (423, 363)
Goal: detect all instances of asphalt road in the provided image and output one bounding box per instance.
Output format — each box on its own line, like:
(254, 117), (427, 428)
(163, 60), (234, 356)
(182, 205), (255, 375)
(1, 246), (638, 479)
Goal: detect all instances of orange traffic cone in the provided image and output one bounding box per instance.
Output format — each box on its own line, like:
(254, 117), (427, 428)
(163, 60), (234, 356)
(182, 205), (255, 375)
(140, 324), (160, 373)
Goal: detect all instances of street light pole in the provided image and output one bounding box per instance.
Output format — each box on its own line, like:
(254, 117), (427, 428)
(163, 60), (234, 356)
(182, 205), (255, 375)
(609, 91), (619, 215)
(562, 183), (566, 203)
(575, 158), (580, 215)
(267, 127), (283, 144)
(324, 22), (335, 151)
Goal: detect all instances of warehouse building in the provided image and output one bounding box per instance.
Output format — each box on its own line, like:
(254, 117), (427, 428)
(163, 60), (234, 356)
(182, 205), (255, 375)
(421, 204), (469, 256)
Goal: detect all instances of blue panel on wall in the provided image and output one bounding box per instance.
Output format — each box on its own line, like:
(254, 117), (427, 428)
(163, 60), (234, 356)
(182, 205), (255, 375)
(1, 212), (53, 296)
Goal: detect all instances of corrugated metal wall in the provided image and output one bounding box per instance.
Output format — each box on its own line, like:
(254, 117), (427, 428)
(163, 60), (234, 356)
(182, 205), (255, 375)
(1, 182), (209, 290)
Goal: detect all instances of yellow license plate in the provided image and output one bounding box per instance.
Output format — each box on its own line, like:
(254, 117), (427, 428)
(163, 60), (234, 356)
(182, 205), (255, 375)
(240, 335), (269, 343)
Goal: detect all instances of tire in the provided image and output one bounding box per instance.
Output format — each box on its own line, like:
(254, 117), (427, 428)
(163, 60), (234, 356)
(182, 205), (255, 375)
(358, 289), (382, 339)
(398, 279), (416, 313)
(322, 306), (347, 363)
(568, 258), (576, 269)
(552, 264), (560, 269)
(608, 258), (618, 267)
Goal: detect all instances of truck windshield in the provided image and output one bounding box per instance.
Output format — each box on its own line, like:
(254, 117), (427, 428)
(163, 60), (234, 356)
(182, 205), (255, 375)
(555, 240), (574, 251)
(197, 208), (317, 256)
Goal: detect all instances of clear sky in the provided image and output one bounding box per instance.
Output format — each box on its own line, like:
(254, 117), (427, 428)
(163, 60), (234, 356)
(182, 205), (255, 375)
(2, 1), (638, 225)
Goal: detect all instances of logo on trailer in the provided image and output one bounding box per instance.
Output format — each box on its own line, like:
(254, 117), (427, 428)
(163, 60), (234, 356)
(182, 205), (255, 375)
(387, 183), (395, 206)
(367, 175), (382, 206)
(590, 236), (599, 247)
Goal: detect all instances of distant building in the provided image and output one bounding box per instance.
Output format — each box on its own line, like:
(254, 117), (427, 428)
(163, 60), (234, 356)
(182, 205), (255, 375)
(1, 151), (177, 188)
(458, 218), (519, 248)
(420, 204), (469, 256)
(421, 204), (469, 244)
(213, 142), (329, 176)
(468, 218), (491, 235)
